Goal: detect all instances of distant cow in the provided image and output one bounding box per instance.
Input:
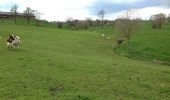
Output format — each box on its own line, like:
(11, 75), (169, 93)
(101, 33), (105, 37)
(6, 34), (20, 48)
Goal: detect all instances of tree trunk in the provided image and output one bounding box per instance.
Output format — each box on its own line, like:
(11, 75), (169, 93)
(14, 15), (16, 24)
(101, 16), (104, 28)
(28, 17), (30, 24)
(15, 11), (16, 24)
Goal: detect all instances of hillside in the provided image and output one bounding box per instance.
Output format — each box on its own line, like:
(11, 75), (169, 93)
(114, 21), (170, 65)
(0, 23), (170, 99)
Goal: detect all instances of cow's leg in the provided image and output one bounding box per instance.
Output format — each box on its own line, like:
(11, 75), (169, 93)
(8, 45), (11, 49)
(7, 43), (10, 49)
(7, 45), (12, 49)
(17, 44), (20, 48)
(8, 43), (13, 49)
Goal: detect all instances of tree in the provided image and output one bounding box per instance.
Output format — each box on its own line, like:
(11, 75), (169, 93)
(65, 17), (80, 29)
(150, 13), (166, 29)
(95, 19), (100, 27)
(115, 9), (141, 43)
(98, 10), (105, 27)
(75, 21), (90, 30)
(57, 22), (63, 29)
(10, 4), (18, 24)
(167, 13), (170, 23)
(86, 18), (93, 27)
(65, 17), (74, 28)
(24, 7), (34, 24)
(33, 10), (43, 26)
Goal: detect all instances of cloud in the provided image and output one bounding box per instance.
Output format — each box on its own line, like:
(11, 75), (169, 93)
(0, 0), (99, 21)
(139, 7), (170, 19)
(107, 0), (142, 4)
(0, 0), (170, 21)
(0, 0), (17, 10)
(88, 0), (170, 15)
(107, 7), (170, 20)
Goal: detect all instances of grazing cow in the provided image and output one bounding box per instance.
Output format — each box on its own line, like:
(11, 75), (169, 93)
(6, 34), (20, 48)
(101, 33), (105, 37)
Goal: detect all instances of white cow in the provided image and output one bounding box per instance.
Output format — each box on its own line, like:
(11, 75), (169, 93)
(6, 34), (21, 48)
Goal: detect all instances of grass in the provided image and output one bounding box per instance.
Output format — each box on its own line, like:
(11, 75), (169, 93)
(0, 18), (58, 28)
(0, 22), (170, 99)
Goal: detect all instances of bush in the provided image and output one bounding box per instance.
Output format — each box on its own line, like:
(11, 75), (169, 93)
(115, 9), (141, 40)
(150, 13), (166, 29)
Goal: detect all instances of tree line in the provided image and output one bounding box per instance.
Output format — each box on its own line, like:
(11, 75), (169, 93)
(55, 10), (170, 30)
(9, 4), (170, 30)
(10, 4), (42, 26)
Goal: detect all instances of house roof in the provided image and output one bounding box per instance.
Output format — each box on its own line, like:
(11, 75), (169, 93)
(0, 11), (35, 16)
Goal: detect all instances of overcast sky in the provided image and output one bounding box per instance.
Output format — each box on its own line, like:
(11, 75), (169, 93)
(0, 0), (170, 21)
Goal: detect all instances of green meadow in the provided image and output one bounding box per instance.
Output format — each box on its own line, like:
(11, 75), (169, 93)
(0, 20), (170, 99)
(115, 22), (170, 65)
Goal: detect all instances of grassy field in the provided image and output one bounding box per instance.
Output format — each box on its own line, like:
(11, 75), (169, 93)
(115, 22), (170, 65)
(0, 23), (170, 99)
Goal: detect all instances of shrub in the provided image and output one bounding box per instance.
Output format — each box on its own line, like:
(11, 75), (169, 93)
(150, 13), (166, 29)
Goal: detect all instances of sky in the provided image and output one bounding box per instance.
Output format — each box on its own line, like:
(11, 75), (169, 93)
(0, 0), (170, 21)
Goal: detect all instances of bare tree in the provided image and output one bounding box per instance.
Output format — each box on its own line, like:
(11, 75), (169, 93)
(115, 9), (141, 43)
(10, 4), (18, 24)
(65, 17), (74, 28)
(24, 7), (34, 24)
(33, 10), (43, 26)
(98, 10), (105, 27)
(65, 17), (74, 23)
(150, 13), (166, 29)
(76, 21), (90, 30)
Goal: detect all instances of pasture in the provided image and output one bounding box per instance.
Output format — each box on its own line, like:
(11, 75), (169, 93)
(115, 22), (170, 65)
(0, 24), (170, 99)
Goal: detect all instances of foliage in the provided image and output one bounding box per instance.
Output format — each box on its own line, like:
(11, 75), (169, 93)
(65, 18), (91, 30)
(150, 13), (166, 29)
(94, 19), (100, 27)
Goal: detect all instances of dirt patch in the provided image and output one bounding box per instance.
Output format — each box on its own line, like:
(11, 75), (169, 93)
(49, 85), (64, 96)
